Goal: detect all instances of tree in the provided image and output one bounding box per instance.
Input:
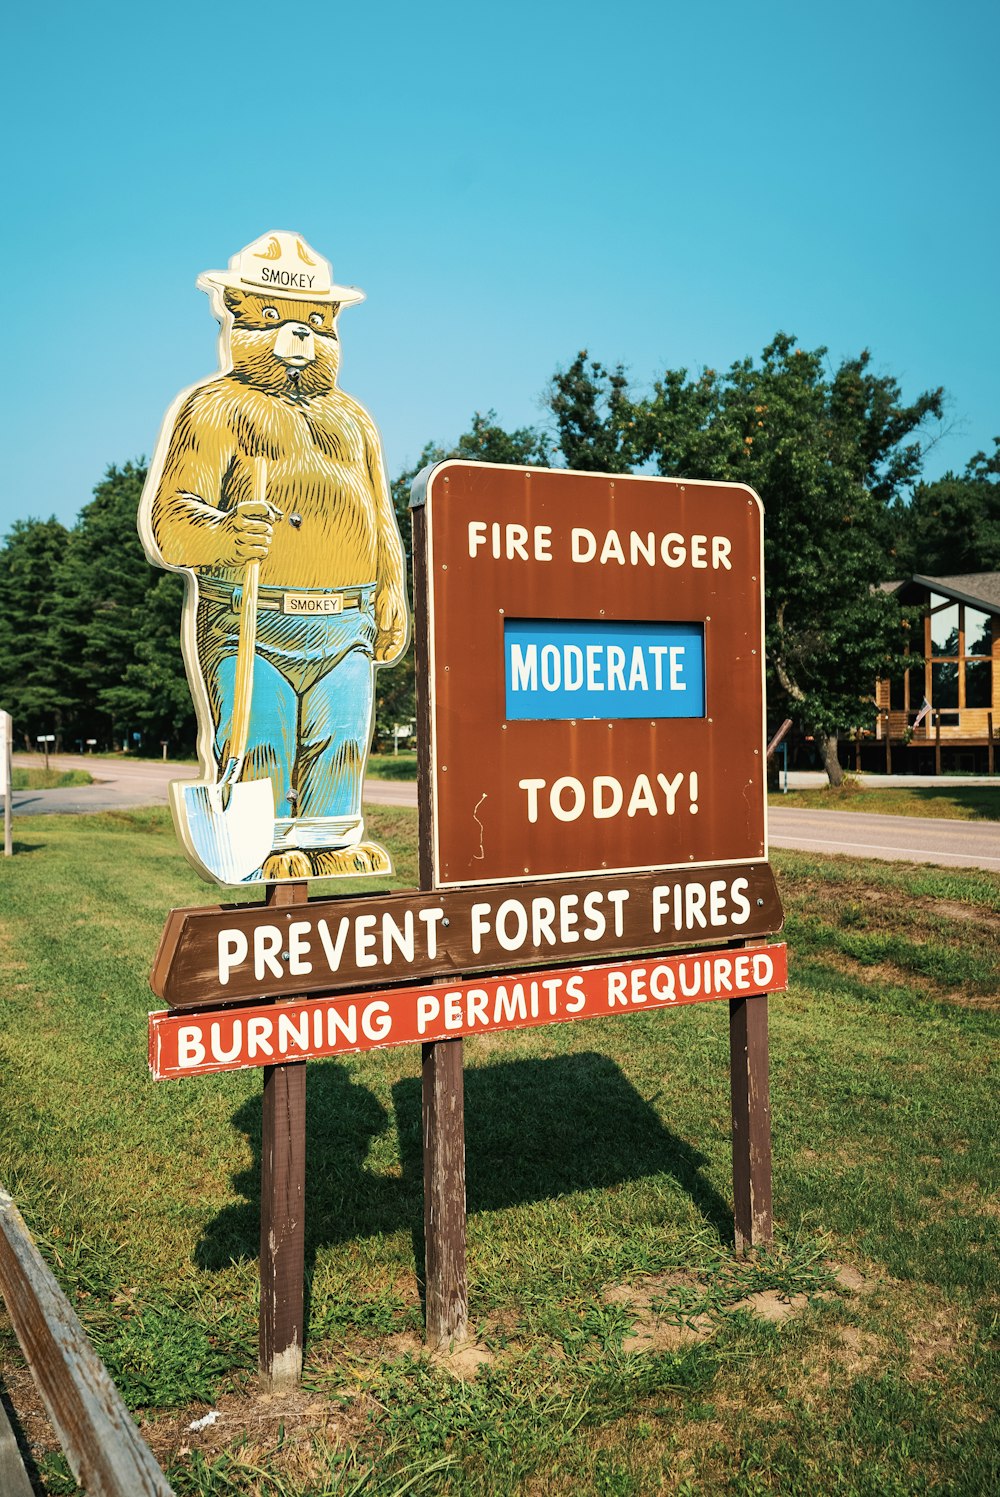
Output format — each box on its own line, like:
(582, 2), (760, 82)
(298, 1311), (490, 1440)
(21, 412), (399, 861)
(889, 437), (1000, 575)
(0, 518), (71, 746)
(545, 335), (945, 782)
(549, 354), (635, 473)
(101, 571), (195, 749)
(49, 460), (193, 751)
(380, 412), (552, 748)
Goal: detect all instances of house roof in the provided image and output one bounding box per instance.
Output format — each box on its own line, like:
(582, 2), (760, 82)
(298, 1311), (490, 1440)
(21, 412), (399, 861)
(911, 573), (1000, 613)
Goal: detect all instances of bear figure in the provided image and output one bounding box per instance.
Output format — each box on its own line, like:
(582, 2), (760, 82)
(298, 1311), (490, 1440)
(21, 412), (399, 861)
(138, 231), (408, 884)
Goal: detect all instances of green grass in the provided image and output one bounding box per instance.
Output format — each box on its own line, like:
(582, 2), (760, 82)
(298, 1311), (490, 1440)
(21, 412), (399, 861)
(366, 751), (418, 780)
(1, 813), (997, 1494)
(9, 767), (93, 790)
(770, 780), (1000, 820)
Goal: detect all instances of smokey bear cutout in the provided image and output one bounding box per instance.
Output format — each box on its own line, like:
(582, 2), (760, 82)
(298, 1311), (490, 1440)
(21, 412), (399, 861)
(139, 231), (408, 885)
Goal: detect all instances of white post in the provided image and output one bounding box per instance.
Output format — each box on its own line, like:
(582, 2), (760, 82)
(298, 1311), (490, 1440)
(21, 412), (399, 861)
(1, 712), (12, 857)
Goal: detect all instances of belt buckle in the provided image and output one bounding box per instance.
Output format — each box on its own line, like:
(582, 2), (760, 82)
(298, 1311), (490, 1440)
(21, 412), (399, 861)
(281, 592), (343, 616)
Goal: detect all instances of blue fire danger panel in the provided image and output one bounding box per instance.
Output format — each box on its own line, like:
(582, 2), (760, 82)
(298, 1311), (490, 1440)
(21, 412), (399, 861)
(504, 618), (705, 721)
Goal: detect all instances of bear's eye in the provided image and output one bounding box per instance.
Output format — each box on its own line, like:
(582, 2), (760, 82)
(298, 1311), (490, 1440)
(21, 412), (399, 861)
(308, 312), (324, 328)
(261, 306), (279, 322)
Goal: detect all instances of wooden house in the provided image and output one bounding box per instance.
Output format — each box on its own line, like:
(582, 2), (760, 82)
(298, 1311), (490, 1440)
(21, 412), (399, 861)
(872, 573), (1000, 772)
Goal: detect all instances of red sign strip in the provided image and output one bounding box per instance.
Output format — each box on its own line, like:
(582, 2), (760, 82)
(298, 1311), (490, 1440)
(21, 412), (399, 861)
(149, 944), (787, 1081)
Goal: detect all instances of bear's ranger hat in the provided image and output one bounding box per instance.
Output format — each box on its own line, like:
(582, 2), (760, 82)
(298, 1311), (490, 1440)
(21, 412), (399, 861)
(197, 230), (365, 306)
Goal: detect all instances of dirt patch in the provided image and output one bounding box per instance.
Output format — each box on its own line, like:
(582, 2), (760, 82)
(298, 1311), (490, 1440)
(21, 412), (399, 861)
(603, 1269), (704, 1309)
(939, 989), (1000, 1010)
(930, 899), (1000, 933)
(604, 1272), (715, 1354)
(817, 949), (1000, 1009)
(830, 1262), (874, 1294)
(430, 1339), (494, 1379)
(621, 1315), (714, 1354)
(139, 1382), (369, 1468)
(731, 1290), (811, 1323)
(829, 1324), (884, 1375)
(0, 1354), (61, 1463)
(602, 1265), (870, 1354)
(906, 1309), (969, 1381)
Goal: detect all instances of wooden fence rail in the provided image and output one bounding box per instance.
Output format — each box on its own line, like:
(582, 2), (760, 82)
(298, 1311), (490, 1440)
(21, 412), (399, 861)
(0, 1182), (172, 1496)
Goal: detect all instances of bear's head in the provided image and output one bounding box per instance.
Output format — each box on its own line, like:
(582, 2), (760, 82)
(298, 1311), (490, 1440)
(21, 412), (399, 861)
(223, 288), (341, 398)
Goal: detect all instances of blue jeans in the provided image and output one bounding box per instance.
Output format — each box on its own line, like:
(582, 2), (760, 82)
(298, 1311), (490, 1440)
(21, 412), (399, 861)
(196, 585), (377, 852)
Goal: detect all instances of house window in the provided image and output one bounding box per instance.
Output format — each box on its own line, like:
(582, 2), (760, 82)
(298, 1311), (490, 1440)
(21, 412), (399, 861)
(926, 595), (993, 714)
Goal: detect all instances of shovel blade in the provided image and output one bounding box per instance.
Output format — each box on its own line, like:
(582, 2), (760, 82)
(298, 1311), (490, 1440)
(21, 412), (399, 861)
(171, 777), (276, 885)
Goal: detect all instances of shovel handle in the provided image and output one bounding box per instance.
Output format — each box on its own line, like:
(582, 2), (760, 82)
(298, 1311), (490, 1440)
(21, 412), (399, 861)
(228, 457), (266, 766)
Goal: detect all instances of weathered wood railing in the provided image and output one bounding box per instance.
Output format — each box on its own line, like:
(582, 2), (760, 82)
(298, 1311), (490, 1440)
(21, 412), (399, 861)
(0, 1182), (173, 1496)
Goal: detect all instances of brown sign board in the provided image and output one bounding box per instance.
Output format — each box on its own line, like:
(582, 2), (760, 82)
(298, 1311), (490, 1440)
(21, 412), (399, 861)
(150, 942), (789, 1079)
(411, 462), (767, 889)
(151, 863), (783, 1010)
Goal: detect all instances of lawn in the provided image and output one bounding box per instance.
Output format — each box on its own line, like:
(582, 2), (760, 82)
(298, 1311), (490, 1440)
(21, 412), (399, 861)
(0, 809), (996, 1495)
(365, 751), (419, 781)
(770, 781), (1000, 821)
(9, 768), (93, 791)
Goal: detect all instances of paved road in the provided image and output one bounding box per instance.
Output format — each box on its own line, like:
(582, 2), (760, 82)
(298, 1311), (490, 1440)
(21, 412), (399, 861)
(10, 754), (419, 817)
(767, 806), (1000, 872)
(10, 754), (195, 814)
(10, 755), (999, 872)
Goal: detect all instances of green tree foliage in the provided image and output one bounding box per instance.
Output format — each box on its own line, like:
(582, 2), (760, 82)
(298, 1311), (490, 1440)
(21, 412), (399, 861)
(0, 517), (71, 746)
(0, 463), (193, 753)
(543, 335), (945, 782)
(378, 411), (552, 746)
(100, 571), (194, 749)
(550, 354), (634, 472)
(889, 437), (1000, 575)
(2, 364), (982, 782)
(50, 461), (158, 746)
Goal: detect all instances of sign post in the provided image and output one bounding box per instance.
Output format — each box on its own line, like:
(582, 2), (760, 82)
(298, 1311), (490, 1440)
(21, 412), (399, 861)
(147, 455), (785, 1370)
(1, 712), (12, 858)
(407, 459), (779, 1328)
(258, 880), (307, 1390)
(413, 499), (467, 1344)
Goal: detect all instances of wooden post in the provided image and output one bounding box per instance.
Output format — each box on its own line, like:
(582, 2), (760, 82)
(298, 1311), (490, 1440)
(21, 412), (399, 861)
(0, 1183), (171, 1495)
(2, 716), (11, 857)
(885, 715), (892, 776)
(854, 729), (861, 773)
(729, 993), (772, 1254)
(935, 710), (942, 776)
(3, 747), (11, 859)
(0, 1397), (33, 1497)
(422, 1038), (468, 1344)
(259, 879), (307, 1390)
(411, 489), (469, 1346)
(989, 712), (995, 776)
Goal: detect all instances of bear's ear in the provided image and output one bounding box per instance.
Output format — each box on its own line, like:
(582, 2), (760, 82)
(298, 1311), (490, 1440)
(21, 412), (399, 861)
(223, 287), (246, 317)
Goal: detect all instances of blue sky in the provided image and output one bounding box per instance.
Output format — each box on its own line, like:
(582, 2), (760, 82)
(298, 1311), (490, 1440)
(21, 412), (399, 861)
(3, 0), (997, 529)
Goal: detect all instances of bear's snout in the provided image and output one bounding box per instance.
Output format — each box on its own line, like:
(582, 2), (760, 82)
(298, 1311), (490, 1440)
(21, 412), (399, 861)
(273, 321), (316, 366)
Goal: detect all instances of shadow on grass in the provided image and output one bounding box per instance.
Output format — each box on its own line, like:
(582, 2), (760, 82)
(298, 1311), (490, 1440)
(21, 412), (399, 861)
(195, 1051), (731, 1321)
(906, 787), (1000, 819)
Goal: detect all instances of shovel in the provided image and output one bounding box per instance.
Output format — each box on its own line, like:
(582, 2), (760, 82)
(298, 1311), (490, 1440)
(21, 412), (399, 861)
(172, 456), (276, 884)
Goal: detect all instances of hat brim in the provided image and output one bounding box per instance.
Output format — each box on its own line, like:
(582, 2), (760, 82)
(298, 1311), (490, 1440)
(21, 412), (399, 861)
(197, 270), (365, 306)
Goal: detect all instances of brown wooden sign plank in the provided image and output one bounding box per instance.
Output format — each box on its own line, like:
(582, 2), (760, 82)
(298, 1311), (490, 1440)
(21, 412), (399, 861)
(413, 464), (767, 887)
(151, 863), (783, 1009)
(149, 944), (788, 1079)
(0, 1183), (172, 1497)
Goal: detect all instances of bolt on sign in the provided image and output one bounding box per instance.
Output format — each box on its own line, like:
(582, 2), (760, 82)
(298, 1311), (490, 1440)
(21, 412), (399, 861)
(411, 462), (768, 888)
